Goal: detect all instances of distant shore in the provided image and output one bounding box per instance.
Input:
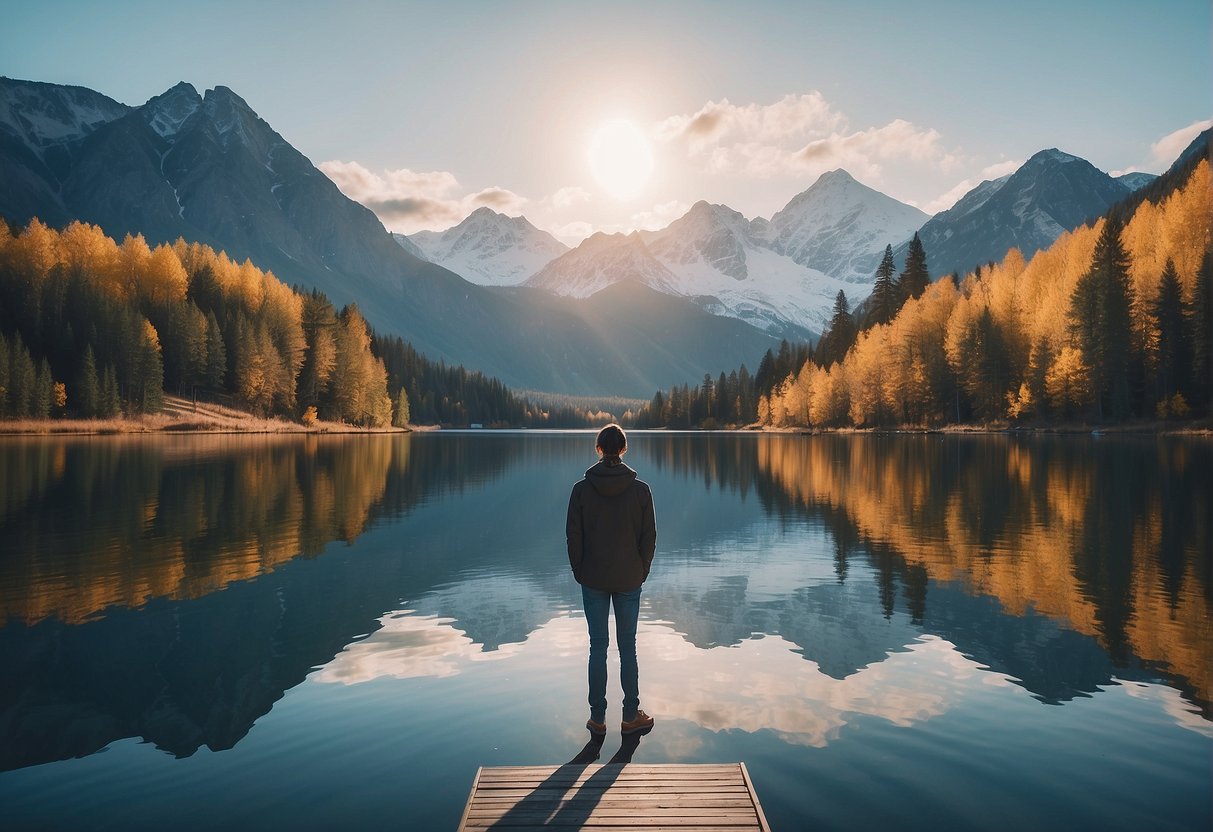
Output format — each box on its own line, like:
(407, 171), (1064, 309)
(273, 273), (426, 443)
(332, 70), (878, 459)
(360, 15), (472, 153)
(0, 395), (415, 436)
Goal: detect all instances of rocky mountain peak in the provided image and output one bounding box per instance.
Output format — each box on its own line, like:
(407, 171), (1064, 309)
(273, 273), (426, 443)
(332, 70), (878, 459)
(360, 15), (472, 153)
(141, 82), (202, 140)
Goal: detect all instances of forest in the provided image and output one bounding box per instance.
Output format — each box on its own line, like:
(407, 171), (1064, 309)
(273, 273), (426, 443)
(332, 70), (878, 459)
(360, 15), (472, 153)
(633, 158), (1211, 430)
(0, 220), (611, 427)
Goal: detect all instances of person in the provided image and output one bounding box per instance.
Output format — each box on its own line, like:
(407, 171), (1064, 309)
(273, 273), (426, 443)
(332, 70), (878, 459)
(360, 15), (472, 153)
(566, 424), (656, 736)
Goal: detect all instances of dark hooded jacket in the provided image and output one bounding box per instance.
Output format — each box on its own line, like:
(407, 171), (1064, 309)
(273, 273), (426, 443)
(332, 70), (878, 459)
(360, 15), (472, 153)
(566, 459), (656, 592)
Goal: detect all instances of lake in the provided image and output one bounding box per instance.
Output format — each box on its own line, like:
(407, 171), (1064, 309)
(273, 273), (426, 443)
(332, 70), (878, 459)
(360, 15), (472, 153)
(0, 431), (1209, 830)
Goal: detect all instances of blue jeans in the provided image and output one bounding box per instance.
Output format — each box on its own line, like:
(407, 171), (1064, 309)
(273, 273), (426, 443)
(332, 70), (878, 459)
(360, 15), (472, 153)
(582, 585), (642, 723)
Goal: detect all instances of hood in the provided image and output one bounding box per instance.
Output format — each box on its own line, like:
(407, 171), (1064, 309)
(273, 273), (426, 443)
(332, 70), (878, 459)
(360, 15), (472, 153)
(584, 460), (638, 497)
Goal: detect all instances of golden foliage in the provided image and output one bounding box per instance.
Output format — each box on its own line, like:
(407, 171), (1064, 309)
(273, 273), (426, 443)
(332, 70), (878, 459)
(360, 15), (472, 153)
(766, 161), (1211, 425)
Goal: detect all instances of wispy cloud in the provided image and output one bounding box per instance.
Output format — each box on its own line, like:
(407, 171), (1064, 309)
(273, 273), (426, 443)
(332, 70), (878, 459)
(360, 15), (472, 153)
(924, 159), (1022, 214)
(630, 200), (690, 231)
(1148, 118), (1212, 169)
(655, 92), (957, 182)
(319, 160), (529, 233)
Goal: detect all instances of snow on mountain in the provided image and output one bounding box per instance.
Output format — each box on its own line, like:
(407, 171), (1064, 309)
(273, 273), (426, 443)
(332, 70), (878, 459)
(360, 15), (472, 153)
(141, 82), (202, 140)
(525, 231), (679, 298)
(763, 169), (929, 284)
(643, 200), (854, 334)
(405, 206), (568, 286)
(1114, 171), (1157, 192)
(526, 200), (855, 336)
(391, 231), (428, 260)
(0, 76), (129, 162)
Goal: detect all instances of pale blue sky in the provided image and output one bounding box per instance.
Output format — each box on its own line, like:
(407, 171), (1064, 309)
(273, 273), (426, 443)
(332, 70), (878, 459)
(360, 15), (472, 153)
(3, 0), (1209, 241)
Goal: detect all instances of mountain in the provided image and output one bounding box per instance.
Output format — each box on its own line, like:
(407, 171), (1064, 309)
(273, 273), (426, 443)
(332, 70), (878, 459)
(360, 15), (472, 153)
(763, 169), (929, 283)
(0, 77), (781, 396)
(526, 230), (679, 298)
(0, 77), (131, 227)
(643, 200), (855, 335)
(524, 185), (910, 337)
(404, 206), (568, 286)
(391, 230), (427, 260)
(901, 148), (1131, 278)
(1115, 171), (1157, 191)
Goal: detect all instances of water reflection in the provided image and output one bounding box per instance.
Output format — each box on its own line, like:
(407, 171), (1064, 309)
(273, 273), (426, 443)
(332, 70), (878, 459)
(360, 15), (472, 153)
(0, 431), (1209, 784)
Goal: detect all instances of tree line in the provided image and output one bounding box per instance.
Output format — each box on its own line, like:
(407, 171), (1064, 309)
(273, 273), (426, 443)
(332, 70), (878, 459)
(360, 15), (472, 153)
(633, 158), (1211, 429)
(0, 220), (590, 427)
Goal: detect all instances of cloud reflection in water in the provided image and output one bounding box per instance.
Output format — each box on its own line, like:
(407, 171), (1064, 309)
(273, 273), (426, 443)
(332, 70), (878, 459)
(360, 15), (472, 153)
(315, 609), (996, 746)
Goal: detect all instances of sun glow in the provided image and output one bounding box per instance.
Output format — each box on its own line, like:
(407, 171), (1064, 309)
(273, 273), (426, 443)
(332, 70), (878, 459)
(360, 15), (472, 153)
(587, 119), (654, 201)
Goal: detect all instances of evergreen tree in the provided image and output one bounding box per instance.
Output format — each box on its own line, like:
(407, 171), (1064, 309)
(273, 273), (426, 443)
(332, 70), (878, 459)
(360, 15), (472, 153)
(32, 358), (53, 418)
(866, 244), (901, 328)
(100, 364), (121, 417)
(0, 333), (9, 419)
(204, 311), (227, 391)
(76, 344), (100, 417)
(715, 371), (729, 422)
(755, 349), (777, 397)
(1068, 217), (1135, 420)
(1191, 250), (1213, 409)
(8, 332), (35, 418)
(817, 290), (856, 368)
(898, 233), (930, 300)
(1152, 259), (1190, 406)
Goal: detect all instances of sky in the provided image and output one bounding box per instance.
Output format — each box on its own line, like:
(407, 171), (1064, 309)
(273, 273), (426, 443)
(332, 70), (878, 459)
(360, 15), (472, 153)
(3, 0), (1210, 244)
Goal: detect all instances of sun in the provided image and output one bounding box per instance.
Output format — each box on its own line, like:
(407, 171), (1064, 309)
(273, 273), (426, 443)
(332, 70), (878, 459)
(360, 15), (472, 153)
(588, 119), (654, 201)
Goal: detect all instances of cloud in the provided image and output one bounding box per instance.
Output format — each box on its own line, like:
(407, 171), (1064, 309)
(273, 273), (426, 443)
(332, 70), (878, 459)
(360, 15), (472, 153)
(545, 186), (593, 210)
(630, 200), (690, 231)
(319, 159), (531, 233)
(1148, 118), (1212, 168)
(546, 220), (596, 246)
(315, 612), (985, 748)
(655, 92), (844, 154)
(923, 159), (1023, 214)
(656, 93), (956, 182)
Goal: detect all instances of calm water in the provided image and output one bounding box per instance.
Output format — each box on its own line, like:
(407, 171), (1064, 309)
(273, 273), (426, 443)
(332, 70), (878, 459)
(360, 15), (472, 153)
(0, 432), (1209, 831)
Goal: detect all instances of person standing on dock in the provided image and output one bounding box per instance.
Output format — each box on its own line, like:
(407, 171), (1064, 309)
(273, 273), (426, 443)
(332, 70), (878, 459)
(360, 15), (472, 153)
(566, 424), (657, 736)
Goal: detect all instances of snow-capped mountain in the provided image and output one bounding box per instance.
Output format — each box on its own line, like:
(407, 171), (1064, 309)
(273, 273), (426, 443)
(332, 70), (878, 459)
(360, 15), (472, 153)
(527, 200), (858, 336)
(1115, 171), (1157, 192)
(403, 206), (568, 286)
(644, 200), (855, 334)
(762, 169), (929, 283)
(526, 231), (679, 298)
(901, 148), (1131, 278)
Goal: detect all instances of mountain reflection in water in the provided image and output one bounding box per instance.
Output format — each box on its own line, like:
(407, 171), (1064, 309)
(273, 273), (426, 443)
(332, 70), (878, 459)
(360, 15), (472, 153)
(0, 432), (1209, 828)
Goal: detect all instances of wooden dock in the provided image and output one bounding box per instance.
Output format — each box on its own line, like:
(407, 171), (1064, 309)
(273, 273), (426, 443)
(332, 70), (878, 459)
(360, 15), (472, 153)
(457, 762), (772, 831)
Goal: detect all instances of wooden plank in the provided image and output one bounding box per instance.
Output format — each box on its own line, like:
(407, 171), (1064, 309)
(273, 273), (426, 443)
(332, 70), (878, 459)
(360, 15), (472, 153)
(456, 766), (483, 832)
(738, 763), (772, 832)
(458, 762), (767, 832)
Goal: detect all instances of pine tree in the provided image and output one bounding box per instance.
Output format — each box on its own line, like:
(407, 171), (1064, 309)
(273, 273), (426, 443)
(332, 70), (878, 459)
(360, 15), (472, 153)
(866, 244), (901, 328)
(1152, 259), (1190, 406)
(100, 364), (121, 417)
(898, 233), (930, 300)
(1068, 217), (1135, 420)
(818, 290), (856, 368)
(204, 311), (227, 391)
(0, 333), (9, 419)
(1191, 250), (1213, 409)
(8, 332), (35, 418)
(32, 358), (53, 418)
(76, 344), (100, 417)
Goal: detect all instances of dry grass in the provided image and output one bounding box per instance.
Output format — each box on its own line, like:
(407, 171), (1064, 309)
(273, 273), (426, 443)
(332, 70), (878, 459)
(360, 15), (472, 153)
(0, 395), (408, 435)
